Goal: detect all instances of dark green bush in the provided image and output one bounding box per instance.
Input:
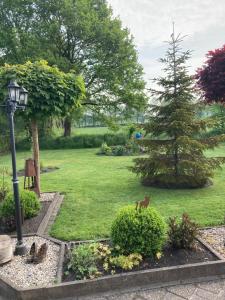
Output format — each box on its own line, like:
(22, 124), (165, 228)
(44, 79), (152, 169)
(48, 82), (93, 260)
(16, 133), (128, 151)
(111, 205), (166, 257)
(168, 213), (198, 249)
(111, 145), (126, 156)
(0, 190), (40, 219)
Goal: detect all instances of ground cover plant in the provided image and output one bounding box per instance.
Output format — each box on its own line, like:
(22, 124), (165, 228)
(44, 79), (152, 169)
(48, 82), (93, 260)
(0, 145), (225, 240)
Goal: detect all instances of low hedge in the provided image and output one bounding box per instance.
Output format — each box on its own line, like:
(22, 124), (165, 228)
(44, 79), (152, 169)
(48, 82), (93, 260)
(0, 190), (40, 219)
(16, 133), (128, 151)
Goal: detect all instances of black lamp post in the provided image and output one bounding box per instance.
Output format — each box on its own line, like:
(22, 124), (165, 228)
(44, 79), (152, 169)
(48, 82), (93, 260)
(5, 80), (28, 255)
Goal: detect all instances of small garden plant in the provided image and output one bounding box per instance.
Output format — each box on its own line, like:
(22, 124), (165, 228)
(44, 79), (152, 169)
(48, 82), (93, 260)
(97, 141), (142, 156)
(168, 213), (199, 249)
(66, 242), (143, 280)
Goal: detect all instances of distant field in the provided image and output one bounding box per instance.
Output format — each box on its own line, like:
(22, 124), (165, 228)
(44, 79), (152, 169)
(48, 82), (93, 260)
(54, 126), (128, 136)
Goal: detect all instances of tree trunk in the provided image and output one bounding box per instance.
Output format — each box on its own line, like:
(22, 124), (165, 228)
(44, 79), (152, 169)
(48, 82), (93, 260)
(64, 117), (72, 137)
(31, 119), (41, 196)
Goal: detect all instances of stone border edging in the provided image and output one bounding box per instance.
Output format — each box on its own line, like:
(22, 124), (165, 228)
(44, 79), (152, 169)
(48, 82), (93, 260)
(37, 193), (64, 236)
(11, 260), (225, 300)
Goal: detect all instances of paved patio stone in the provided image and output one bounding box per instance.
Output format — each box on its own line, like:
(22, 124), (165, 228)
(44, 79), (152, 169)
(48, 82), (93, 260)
(75, 279), (225, 300)
(137, 288), (166, 300)
(167, 284), (196, 298)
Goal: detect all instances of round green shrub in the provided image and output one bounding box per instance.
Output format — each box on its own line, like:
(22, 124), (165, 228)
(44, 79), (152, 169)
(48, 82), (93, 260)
(0, 190), (40, 219)
(111, 206), (166, 257)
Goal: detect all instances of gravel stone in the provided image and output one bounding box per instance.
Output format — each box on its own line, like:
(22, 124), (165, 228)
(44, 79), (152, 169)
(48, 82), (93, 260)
(200, 226), (225, 258)
(40, 192), (56, 202)
(0, 236), (60, 288)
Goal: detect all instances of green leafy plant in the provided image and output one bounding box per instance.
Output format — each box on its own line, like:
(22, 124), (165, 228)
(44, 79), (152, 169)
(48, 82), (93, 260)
(111, 205), (166, 257)
(97, 142), (112, 155)
(68, 244), (100, 280)
(125, 140), (140, 155)
(109, 253), (142, 271)
(0, 190), (40, 219)
(168, 213), (198, 249)
(111, 145), (126, 156)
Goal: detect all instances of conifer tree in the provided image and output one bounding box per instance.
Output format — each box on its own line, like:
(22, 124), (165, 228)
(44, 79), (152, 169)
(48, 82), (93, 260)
(132, 32), (225, 188)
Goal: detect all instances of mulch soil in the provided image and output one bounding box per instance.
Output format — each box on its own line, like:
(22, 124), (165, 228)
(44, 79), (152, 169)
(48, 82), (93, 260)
(17, 167), (59, 177)
(63, 240), (218, 282)
(0, 201), (51, 235)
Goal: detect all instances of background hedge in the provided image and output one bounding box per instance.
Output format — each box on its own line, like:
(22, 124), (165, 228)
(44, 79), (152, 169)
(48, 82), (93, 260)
(15, 133), (128, 151)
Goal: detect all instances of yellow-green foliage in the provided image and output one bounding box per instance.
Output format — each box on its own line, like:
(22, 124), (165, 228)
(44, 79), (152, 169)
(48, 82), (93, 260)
(109, 253), (142, 270)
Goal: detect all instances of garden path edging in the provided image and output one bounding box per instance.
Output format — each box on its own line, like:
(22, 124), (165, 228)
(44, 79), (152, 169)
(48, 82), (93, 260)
(37, 192), (64, 236)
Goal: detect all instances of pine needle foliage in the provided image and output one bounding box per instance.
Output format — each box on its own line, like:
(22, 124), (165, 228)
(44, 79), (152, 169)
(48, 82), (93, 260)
(132, 33), (225, 188)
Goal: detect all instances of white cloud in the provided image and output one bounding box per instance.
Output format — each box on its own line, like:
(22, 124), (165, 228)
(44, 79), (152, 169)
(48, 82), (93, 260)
(108, 0), (225, 85)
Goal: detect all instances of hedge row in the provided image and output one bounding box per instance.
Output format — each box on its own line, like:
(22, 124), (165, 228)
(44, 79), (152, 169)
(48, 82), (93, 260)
(15, 133), (128, 151)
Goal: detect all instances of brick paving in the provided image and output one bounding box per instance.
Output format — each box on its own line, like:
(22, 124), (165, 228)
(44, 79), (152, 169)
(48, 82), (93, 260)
(78, 278), (225, 300)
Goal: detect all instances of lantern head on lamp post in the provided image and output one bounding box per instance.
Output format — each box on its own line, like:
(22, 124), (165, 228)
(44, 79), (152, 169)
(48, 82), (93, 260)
(19, 86), (28, 109)
(8, 80), (20, 103)
(5, 80), (28, 255)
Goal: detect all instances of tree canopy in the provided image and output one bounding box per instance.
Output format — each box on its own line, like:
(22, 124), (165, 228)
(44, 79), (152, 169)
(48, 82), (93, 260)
(0, 60), (85, 192)
(0, 0), (147, 116)
(196, 45), (225, 104)
(0, 60), (85, 120)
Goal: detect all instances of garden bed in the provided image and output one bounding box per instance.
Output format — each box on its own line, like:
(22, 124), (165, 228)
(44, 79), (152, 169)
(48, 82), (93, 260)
(0, 192), (63, 236)
(62, 240), (218, 283)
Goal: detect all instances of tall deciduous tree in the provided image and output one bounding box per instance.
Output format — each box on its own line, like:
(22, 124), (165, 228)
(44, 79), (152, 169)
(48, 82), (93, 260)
(132, 33), (225, 188)
(0, 60), (85, 193)
(196, 45), (225, 104)
(0, 0), (147, 135)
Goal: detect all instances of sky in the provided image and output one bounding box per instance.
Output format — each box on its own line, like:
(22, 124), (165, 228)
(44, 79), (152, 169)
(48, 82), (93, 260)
(108, 0), (225, 86)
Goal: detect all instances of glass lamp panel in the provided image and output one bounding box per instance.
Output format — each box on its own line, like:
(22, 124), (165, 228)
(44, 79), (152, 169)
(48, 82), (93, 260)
(19, 87), (28, 106)
(8, 80), (20, 102)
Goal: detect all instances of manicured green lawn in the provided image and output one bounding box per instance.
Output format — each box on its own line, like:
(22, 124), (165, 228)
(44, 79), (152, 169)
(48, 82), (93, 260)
(0, 146), (225, 241)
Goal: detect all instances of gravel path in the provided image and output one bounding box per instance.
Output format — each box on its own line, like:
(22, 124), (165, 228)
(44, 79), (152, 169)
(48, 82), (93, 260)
(40, 192), (56, 202)
(200, 226), (225, 258)
(0, 236), (60, 288)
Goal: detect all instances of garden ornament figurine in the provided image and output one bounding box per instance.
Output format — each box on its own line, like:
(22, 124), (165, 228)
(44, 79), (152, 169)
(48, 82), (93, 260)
(27, 242), (48, 264)
(136, 196), (150, 211)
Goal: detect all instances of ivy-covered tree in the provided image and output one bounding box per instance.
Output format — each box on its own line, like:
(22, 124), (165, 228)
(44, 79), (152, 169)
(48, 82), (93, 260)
(196, 45), (225, 104)
(0, 60), (85, 192)
(0, 0), (147, 136)
(132, 33), (225, 188)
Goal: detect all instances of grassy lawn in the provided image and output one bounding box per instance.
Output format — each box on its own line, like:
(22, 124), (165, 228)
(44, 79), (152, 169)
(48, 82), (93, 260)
(0, 146), (225, 241)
